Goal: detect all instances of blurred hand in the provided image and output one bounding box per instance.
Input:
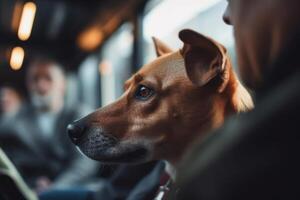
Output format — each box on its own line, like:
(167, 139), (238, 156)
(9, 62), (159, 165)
(35, 176), (52, 193)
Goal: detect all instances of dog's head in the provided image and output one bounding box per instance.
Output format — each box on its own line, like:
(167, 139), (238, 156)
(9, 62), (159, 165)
(68, 29), (253, 164)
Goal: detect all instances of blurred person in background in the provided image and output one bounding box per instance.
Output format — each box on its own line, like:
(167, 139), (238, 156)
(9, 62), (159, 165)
(0, 84), (23, 123)
(0, 57), (99, 193)
(172, 0), (300, 199)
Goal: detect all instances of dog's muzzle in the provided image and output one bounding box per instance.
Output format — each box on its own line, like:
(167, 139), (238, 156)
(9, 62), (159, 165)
(67, 120), (118, 158)
(67, 119), (150, 163)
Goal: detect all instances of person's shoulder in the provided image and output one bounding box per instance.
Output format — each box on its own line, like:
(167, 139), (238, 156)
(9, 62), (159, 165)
(173, 73), (300, 199)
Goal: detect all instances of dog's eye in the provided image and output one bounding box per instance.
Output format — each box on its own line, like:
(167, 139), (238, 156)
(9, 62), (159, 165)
(134, 85), (154, 101)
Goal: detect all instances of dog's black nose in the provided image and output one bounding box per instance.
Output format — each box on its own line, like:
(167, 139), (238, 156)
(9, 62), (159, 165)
(67, 121), (86, 145)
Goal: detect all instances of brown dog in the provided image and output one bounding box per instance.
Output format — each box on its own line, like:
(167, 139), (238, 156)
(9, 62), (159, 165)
(67, 29), (253, 166)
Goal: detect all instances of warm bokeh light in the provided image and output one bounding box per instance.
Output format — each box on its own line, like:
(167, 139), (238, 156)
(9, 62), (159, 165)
(10, 47), (25, 70)
(99, 60), (113, 76)
(77, 26), (104, 51)
(18, 2), (37, 41)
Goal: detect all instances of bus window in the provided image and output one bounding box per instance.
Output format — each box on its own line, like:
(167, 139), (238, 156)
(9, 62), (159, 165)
(143, 0), (236, 68)
(78, 55), (101, 109)
(99, 23), (133, 106)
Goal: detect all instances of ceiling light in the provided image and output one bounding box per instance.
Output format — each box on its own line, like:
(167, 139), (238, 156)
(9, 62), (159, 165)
(10, 47), (25, 71)
(18, 2), (37, 41)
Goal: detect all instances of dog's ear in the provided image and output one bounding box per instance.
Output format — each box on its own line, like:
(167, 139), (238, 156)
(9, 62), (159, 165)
(152, 37), (173, 57)
(179, 29), (228, 92)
